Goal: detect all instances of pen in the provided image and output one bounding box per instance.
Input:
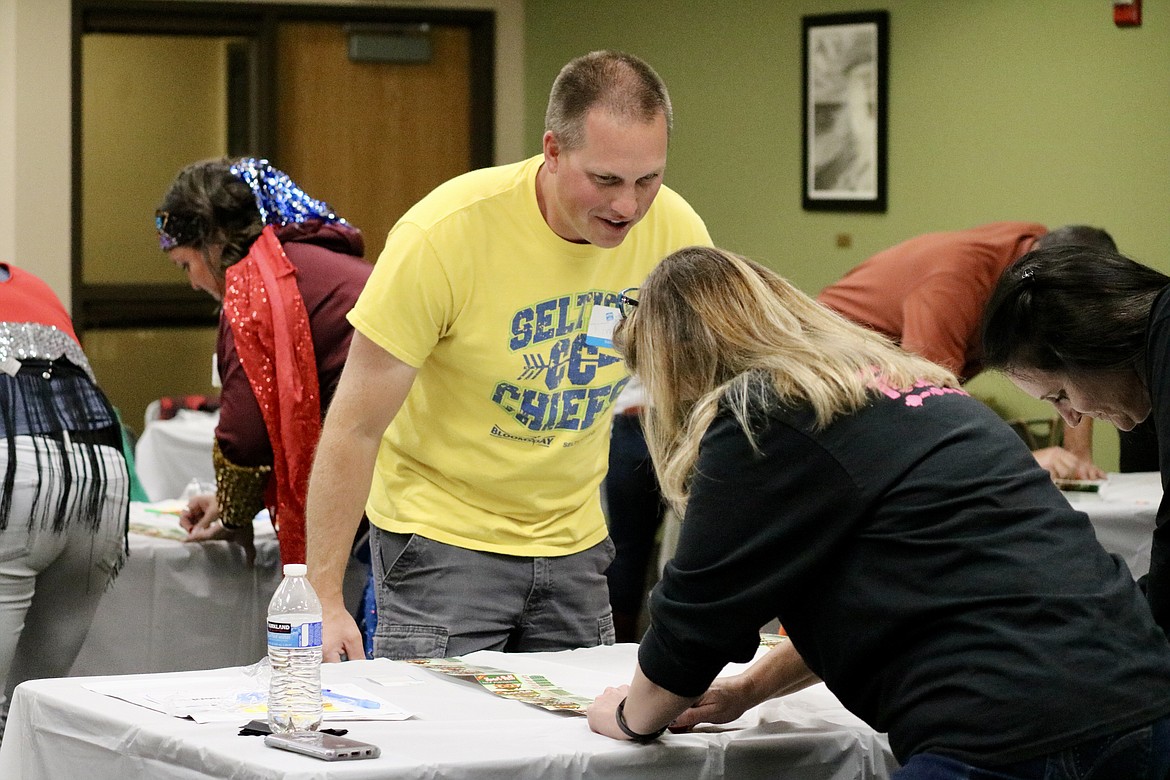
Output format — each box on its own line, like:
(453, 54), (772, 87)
(143, 507), (183, 515)
(322, 689), (381, 709)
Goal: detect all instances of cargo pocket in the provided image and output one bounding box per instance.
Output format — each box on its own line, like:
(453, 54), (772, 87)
(374, 623), (450, 660)
(598, 612), (616, 646)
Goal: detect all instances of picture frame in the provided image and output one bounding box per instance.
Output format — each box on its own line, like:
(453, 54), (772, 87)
(801, 11), (889, 212)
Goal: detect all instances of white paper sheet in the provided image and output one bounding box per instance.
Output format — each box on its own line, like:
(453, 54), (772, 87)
(83, 675), (412, 724)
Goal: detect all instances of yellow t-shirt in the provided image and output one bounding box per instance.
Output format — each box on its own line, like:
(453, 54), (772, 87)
(349, 155), (711, 556)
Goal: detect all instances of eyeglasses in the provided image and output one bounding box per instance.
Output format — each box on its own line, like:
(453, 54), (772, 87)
(154, 210), (200, 251)
(618, 287), (639, 319)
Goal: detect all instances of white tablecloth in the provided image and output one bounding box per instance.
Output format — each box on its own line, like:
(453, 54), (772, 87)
(134, 409), (218, 502)
(70, 503), (284, 676)
(71, 503), (369, 678)
(1066, 472), (1162, 579)
(4, 644), (895, 780)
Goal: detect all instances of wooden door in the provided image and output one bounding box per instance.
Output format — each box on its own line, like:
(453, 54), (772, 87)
(275, 22), (473, 259)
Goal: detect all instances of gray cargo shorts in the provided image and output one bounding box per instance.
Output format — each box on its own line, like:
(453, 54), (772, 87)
(369, 527), (616, 660)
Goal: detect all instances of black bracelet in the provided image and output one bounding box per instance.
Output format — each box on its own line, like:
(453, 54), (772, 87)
(615, 697), (667, 743)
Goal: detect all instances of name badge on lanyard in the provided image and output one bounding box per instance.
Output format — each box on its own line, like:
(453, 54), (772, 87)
(585, 305), (622, 349)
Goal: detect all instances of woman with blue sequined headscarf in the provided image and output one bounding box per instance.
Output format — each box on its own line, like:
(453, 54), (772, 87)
(155, 158), (370, 576)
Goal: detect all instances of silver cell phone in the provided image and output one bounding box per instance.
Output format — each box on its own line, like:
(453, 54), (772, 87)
(264, 731), (381, 761)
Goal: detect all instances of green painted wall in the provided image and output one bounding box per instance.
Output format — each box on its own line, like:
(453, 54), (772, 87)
(524, 0), (1170, 471)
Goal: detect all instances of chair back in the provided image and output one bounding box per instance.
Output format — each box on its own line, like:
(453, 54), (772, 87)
(1008, 417), (1064, 450)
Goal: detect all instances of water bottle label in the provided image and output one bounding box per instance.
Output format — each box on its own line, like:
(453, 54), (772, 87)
(267, 619), (323, 649)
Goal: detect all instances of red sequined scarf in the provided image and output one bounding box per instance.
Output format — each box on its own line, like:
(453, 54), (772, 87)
(222, 225), (320, 563)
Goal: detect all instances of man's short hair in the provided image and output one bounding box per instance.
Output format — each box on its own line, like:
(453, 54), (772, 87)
(544, 50), (672, 151)
(1034, 225), (1117, 253)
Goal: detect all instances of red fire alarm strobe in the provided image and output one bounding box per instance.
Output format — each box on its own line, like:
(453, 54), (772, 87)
(1114, 0), (1142, 28)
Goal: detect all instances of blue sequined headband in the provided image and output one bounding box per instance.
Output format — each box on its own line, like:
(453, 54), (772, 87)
(228, 158), (347, 227)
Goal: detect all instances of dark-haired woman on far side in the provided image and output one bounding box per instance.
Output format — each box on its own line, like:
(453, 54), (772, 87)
(982, 243), (1170, 636)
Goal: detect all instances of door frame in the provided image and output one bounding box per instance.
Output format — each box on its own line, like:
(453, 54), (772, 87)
(71, 0), (495, 329)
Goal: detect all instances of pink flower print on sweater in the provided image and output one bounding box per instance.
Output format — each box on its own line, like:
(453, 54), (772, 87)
(869, 376), (969, 408)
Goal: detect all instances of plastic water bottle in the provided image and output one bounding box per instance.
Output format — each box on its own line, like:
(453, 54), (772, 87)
(267, 563), (323, 732)
(181, 477), (204, 502)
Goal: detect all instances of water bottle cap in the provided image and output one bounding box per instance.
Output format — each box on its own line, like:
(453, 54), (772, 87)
(283, 563), (308, 577)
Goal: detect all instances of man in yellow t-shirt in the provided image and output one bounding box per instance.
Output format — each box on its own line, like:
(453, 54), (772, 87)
(305, 51), (712, 662)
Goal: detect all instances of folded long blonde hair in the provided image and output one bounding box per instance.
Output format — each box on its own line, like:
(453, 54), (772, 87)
(615, 246), (958, 513)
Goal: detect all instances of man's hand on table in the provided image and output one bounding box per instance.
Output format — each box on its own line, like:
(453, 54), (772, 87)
(667, 673), (756, 731)
(321, 597), (366, 662)
(179, 493), (256, 566)
(587, 676), (746, 739)
(668, 640), (818, 732)
(1032, 446), (1106, 481)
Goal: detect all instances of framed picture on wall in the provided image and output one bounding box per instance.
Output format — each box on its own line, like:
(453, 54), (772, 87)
(802, 11), (888, 212)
